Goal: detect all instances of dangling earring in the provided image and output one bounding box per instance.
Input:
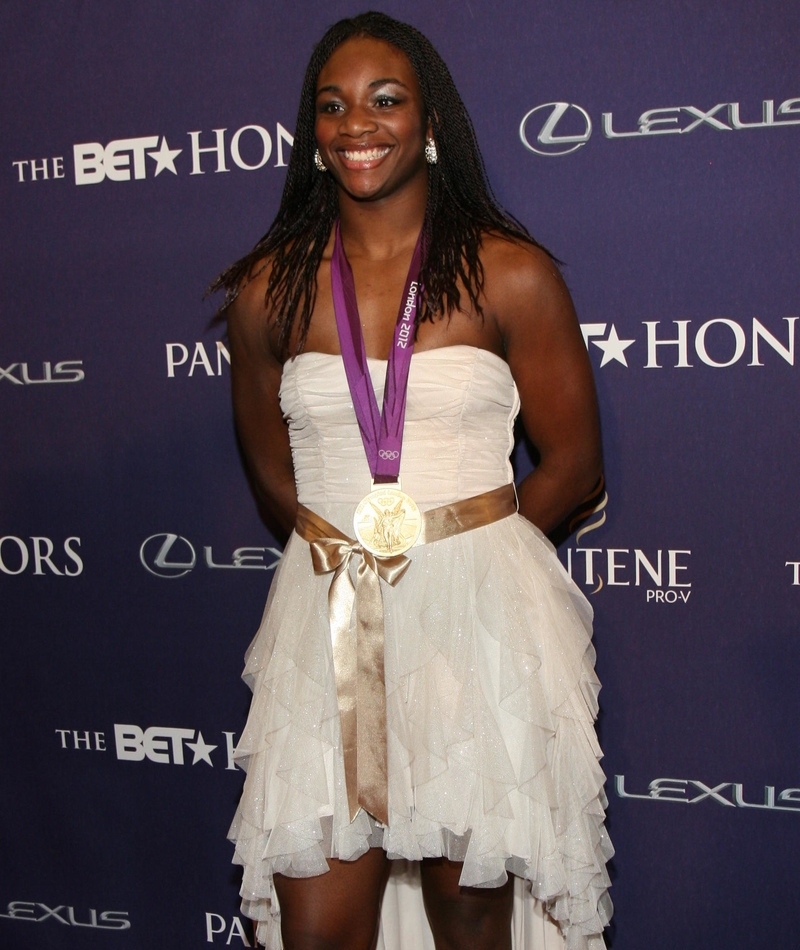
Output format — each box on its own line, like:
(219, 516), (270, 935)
(314, 149), (327, 172)
(425, 138), (438, 165)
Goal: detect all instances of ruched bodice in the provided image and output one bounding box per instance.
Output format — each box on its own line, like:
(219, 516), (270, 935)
(280, 345), (519, 507)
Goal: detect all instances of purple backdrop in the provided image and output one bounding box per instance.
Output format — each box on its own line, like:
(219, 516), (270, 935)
(2, 1), (798, 947)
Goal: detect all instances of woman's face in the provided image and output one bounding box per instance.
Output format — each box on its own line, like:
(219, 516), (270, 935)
(315, 36), (429, 203)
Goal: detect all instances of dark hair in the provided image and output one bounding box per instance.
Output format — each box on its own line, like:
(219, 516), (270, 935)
(210, 11), (546, 354)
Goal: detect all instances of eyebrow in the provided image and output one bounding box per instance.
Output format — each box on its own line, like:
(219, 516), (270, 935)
(316, 77), (410, 96)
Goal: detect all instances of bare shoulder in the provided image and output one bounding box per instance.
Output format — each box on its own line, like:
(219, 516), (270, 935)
(480, 233), (574, 337)
(225, 256), (280, 363)
(480, 232), (560, 284)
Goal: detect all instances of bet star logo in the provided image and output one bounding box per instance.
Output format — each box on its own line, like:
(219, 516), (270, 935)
(581, 323), (635, 366)
(113, 725), (219, 765)
(147, 137), (182, 175)
(73, 135), (183, 184)
(185, 732), (217, 765)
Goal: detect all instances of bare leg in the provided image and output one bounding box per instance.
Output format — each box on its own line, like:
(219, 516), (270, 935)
(273, 848), (390, 950)
(421, 858), (514, 950)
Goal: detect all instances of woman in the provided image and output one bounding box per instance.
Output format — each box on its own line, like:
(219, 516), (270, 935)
(213, 12), (612, 950)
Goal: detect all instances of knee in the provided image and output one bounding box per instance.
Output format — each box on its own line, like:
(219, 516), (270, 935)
(424, 902), (510, 950)
(421, 861), (513, 950)
(280, 916), (376, 950)
(274, 851), (388, 950)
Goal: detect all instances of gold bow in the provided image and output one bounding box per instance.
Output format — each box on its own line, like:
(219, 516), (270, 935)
(296, 505), (409, 825)
(295, 484), (517, 827)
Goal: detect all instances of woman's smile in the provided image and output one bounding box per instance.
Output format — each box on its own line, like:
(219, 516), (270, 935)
(340, 146), (392, 165)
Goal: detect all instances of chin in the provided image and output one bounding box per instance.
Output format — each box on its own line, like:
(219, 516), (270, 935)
(338, 177), (391, 202)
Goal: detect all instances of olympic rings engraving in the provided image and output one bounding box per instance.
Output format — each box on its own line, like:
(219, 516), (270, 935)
(378, 449), (400, 460)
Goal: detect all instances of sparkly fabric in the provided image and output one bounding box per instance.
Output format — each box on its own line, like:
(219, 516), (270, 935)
(229, 346), (612, 949)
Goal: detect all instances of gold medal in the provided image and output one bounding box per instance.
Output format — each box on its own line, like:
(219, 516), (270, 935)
(353, 486), (422, 556)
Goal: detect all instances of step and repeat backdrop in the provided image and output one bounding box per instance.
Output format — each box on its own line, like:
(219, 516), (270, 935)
(2, 1), (797, 947)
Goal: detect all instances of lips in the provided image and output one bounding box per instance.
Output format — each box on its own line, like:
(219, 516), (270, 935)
(339, 146), (392, 164)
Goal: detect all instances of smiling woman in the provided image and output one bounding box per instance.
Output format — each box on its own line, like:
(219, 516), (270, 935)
(211, 11), (611, 950)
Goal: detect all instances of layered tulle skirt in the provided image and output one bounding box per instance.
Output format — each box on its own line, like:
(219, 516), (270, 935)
(229, 503), (612, 949)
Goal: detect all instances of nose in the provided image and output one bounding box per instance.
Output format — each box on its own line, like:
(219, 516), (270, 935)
(339, 104), (378, 137)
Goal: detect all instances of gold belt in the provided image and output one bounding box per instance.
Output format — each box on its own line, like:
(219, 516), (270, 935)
(294, 482), (518, 826)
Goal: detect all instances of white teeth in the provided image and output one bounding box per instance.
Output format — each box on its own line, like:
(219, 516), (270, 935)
(343, 147), (390, 162)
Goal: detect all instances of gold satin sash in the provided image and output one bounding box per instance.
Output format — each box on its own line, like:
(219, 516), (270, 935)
(294, 483), (517, 825)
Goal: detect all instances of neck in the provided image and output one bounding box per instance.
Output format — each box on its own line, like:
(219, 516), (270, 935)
(337, 186), (427, 261)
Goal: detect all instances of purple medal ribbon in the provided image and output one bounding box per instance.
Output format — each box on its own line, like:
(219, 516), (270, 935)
(331, 221), (424, 482)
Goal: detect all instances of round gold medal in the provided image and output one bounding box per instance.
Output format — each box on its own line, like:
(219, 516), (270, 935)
(353, 487), (422, 556)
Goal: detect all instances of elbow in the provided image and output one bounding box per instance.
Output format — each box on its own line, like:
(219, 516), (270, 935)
(564, 439), (602, 509)
(583, 450), (604, 502)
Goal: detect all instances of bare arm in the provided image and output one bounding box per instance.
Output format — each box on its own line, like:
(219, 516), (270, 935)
(485, 240), (602, 534)
(227, 271), (297, 539)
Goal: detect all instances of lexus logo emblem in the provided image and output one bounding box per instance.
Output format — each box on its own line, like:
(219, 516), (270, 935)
(139, 533), (196, 578)
(519, 102), (592, 156)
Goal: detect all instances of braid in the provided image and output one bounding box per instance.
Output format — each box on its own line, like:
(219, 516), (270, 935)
(209, 11), (548, 354)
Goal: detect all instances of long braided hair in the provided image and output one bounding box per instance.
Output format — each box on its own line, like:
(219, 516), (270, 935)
(209, 11), (547, 355)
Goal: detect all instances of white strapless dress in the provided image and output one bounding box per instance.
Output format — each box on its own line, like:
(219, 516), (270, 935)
(229, 346), (612, 950)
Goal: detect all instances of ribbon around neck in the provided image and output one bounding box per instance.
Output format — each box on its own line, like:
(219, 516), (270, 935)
(331, 221), (424, 482)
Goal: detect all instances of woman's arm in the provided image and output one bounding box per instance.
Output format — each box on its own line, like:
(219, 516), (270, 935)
(484, 238), (602, 535)
(227, 272), (298, 540)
